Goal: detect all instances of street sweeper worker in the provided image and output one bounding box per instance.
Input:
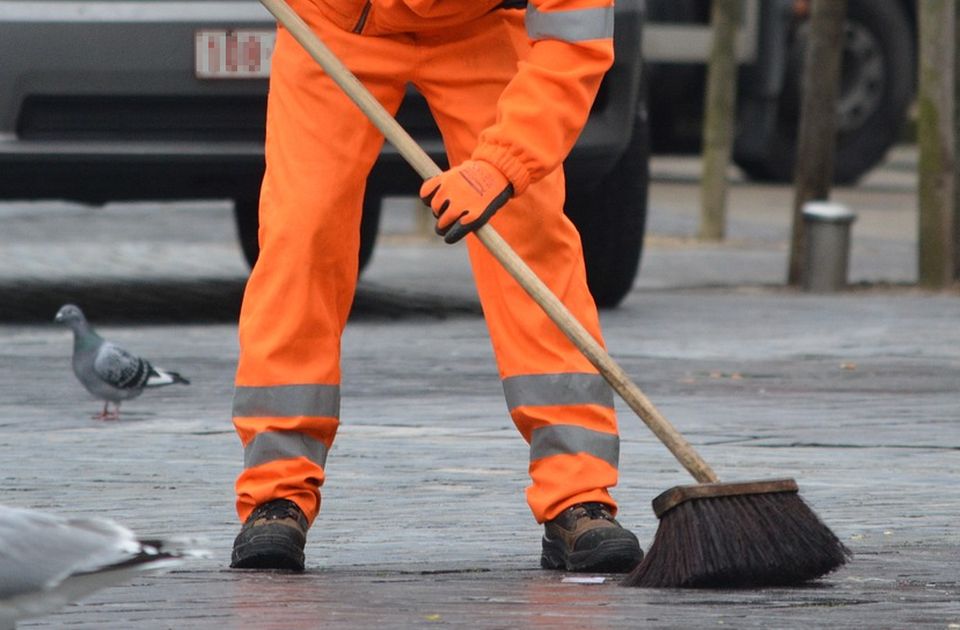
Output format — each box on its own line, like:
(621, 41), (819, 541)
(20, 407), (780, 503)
(229, 0), (644, 573)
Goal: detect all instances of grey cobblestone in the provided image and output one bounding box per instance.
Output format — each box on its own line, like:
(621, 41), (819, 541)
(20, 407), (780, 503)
(1, 150), (958, 628)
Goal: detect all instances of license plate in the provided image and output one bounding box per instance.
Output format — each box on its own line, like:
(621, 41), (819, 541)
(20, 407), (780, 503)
(195, 29), (275, 79)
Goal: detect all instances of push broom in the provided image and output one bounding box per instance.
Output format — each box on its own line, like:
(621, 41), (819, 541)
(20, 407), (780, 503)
(258, 0), (851, 588)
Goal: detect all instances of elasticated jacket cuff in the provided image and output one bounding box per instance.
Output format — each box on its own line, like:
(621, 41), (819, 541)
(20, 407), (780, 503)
(472, 142), (533, 197)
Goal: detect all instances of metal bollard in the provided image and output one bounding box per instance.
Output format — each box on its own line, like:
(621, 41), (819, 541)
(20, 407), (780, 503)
(802, 201), (856, 292)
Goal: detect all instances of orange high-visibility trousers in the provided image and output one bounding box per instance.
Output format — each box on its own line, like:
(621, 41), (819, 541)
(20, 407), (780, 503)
(234, 0), (621, 526)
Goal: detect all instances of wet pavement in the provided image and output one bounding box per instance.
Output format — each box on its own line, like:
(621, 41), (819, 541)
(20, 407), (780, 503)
(1, 147), (959, 628)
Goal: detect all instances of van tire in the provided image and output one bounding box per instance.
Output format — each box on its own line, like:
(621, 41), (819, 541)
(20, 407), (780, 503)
(735, 0), (915, 184)
(564, 110), (650, 309)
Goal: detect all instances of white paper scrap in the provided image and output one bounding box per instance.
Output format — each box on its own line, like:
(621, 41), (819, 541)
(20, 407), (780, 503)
(561, 576), (606, 584)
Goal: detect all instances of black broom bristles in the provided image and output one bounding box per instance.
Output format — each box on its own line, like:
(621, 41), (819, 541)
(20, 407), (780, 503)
(622, 490), (852, 588)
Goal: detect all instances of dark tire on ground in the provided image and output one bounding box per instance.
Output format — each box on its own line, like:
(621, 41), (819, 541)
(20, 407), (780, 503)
(234, 192), (381, 274)
(564, 111), (650, 309)
(234, 196), (260, 270)
(734, 0), (915, 184)
(357, 190), (382, 273)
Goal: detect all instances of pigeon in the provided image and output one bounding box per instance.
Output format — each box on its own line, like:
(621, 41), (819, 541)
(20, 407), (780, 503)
(0, 505), (202, 629)
(54, 304), (190, 419)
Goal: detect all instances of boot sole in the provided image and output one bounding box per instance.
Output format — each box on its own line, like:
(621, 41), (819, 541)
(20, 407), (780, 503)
(231, 534), (305, 572)
(541, 536), (643, 573)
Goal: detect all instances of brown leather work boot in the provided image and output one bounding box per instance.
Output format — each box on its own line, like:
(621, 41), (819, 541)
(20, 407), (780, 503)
(230, 499), (308, 571)
(541, 502), (643, 573)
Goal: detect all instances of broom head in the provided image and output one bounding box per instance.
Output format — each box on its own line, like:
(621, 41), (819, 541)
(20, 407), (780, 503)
(623, 478), (851, 588)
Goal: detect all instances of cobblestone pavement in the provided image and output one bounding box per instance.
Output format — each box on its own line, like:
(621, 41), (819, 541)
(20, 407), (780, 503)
(1, 149), (958, 628)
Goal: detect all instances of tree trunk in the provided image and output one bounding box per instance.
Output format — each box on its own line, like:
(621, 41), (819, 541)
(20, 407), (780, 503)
(787, 0), (847, 286)
(918, 0), (955, 288)
(699, 0), (742, 241)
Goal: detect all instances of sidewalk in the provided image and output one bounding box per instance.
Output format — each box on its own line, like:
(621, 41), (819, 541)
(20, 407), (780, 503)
(1, 147), (959, 628)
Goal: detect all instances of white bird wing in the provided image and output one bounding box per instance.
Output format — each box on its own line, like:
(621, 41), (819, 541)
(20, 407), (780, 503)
(0, 506), (181, 624)
(0, 507), (137, 597)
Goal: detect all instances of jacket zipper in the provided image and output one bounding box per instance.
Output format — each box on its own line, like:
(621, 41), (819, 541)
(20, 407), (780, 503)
(352, 1), (372, 33)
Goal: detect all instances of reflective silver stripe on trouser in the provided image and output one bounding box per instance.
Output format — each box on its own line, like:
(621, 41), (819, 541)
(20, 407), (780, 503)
(244, 431), (331, 469)
(233, 384), (340, 418)
(530, 424), (619, 469)
(502, 373), (618, 468)
(502, 373), (614, 411)
(525, 4), (614, 42)
(233, 384), (340, 469)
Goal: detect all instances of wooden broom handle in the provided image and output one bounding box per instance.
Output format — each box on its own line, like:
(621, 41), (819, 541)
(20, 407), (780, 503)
(259, 0), (719, 485)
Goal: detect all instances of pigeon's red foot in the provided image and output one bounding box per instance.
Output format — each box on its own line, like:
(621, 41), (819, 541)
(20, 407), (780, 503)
(93, 404), (120, 421)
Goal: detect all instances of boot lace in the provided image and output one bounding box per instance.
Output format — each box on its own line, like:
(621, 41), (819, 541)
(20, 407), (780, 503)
(253, 499), (302, 522)
(578, 502), (615, 522)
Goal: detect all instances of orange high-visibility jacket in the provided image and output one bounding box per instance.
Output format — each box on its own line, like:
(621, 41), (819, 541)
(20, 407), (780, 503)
(322, 0), (615, 193)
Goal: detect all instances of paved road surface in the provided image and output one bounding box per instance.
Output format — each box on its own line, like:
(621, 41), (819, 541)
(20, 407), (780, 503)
(1, 148), (958, 628)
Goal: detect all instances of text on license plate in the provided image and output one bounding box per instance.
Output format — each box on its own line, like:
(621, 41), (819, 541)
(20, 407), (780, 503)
(195, 29), (276, 79)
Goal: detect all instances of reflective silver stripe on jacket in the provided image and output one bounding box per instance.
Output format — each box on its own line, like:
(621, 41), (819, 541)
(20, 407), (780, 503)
(526, 4), (614, 42)
(233, 384), (340, 418)
(530, 424), (619, 468)
(244, 430), (330, 469)
(502, 373), (614, 411)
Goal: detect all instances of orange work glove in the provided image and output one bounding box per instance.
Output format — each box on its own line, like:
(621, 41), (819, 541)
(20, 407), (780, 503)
(419, 160), (514, 244)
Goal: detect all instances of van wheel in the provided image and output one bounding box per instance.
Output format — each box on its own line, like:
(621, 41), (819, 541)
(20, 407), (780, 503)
(564, 111), (650, 309)
(735, 0), (915, 184)
(234, 196), (260, 269)
(234, 194), (380, 273)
